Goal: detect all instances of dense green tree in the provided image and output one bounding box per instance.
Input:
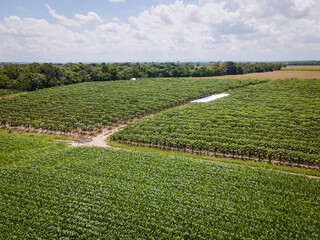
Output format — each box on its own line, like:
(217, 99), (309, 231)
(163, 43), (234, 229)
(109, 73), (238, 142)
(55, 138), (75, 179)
(110, 68), (118, 80)
(211, 62), (226, 76)
(3, 64), (21, 80)
(0, 62), (287, 91)
(0, 73), (10, 89)
(224, 61), (238, 75)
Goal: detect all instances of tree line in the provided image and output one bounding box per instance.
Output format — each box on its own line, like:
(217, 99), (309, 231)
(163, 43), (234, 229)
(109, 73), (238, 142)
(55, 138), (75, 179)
(0, 61), (286, 91)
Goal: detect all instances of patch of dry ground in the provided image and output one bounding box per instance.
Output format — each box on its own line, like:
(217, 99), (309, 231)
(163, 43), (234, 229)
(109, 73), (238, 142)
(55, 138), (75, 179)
(209, 70), (320, 80)
(69, 125), (125, 147)
(284, 65), (320, 69)
(0, 92), (28, 99)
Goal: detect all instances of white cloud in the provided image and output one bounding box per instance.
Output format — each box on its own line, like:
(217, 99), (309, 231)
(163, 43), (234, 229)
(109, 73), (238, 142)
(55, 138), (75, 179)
(0, 0), (320, 62)
(46, 4), (81, 27)
(0, 16), (85, 61)
(46, 4), (102, 27)
(112, 17), (120, 22)
(74, 12), (103, 24)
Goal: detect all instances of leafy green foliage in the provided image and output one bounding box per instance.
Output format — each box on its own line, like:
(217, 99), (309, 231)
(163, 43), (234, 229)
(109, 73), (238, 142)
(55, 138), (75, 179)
(0, 78), (263, 133)
(0, 131), (319, 239)
(112, 79), (320, 166)
(0, 62), (285, 91)
(0, 89), (20, 97)
(0, 130), (66, 166)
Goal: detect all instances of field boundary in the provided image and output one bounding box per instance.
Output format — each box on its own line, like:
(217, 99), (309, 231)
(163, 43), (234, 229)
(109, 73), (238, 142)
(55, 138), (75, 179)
(109, 140), (319, 170)
(106, 140), (320, 178)
(205, 71), (320, 80)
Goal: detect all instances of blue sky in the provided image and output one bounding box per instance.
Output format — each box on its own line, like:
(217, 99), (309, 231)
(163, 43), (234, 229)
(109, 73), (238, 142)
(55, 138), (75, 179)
(0, 0), (319, 62)
(1, 0), (196, 25)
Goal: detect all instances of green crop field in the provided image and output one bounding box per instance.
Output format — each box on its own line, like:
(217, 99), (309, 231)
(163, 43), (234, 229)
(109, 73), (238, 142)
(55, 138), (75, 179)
(111, 79), (320, 167)
(0, 89), (20, 97)
(0, 130), (69, 166)
(0, 131), (319, 239)
(0, 78), (263, 134)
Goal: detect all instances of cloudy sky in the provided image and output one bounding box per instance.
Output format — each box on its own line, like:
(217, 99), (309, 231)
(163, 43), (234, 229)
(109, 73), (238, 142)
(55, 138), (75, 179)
(0, 0), (319, 62)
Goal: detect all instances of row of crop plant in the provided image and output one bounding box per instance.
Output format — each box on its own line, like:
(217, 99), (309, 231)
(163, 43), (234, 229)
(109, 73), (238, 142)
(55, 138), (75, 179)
(111, 79), (320, 167)
(0, 78), (264, 133)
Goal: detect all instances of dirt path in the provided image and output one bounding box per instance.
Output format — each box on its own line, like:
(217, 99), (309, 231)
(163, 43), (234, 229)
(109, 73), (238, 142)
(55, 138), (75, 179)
(69, 125), (125, 148)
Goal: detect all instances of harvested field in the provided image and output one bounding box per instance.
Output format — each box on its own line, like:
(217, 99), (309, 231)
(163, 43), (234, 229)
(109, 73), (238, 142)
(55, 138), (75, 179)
(209, 70), (320, 80)
(282, 65), (320, 71)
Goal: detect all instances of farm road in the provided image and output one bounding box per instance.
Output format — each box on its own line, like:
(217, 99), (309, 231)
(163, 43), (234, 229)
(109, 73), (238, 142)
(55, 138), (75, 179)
(69, 125), (125, 148)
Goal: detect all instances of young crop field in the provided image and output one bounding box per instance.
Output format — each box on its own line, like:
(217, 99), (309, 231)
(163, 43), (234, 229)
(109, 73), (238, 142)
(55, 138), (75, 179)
(0, 78), (263, 134)
(111, 79), (320, 167)
(0, 130), (67, 166)
(0, 131), (319, 239)
(0, 89), (20, 97)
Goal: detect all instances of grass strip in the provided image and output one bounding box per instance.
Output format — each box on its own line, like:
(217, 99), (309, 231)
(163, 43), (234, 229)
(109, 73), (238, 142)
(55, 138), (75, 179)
(107, 141), (320, 178)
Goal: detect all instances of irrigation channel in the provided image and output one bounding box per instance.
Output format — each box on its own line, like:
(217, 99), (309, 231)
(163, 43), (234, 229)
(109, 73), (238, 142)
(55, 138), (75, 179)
(69, 93), (230, 148)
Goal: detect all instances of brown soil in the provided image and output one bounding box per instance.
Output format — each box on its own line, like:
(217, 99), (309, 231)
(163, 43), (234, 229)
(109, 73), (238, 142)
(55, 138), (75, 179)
(0, 92), (28, 99)
(69, 125), (125, 148)
(232, 71), (320, 79)
(194, 71), (320, 80)
(285, 65), (320, 69)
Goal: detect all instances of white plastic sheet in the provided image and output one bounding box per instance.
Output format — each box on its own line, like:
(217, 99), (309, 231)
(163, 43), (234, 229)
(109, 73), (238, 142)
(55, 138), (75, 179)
(191, 93), (229, 103)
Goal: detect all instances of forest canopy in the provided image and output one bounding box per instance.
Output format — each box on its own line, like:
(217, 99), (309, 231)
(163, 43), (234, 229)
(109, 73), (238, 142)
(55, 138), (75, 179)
(0, 61), (286, 91)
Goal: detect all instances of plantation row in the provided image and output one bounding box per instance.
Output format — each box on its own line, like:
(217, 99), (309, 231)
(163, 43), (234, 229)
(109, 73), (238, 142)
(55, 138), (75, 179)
(0, 78), (264, 133)
(111, 79), (320, 166)
(0, 131), (319, 239)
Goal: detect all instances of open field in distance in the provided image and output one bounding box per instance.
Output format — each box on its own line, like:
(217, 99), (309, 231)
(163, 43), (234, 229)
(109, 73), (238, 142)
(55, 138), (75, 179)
(206, 70), (320, 80)
(282, 65), (320, 71)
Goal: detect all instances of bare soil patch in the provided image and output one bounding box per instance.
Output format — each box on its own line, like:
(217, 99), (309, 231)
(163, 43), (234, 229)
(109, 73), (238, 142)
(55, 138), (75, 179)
(0, 92), (28, 99)
(284, 65), (320, 69)
(204, 71), (320, 80)
(69, 125), (125, 148)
